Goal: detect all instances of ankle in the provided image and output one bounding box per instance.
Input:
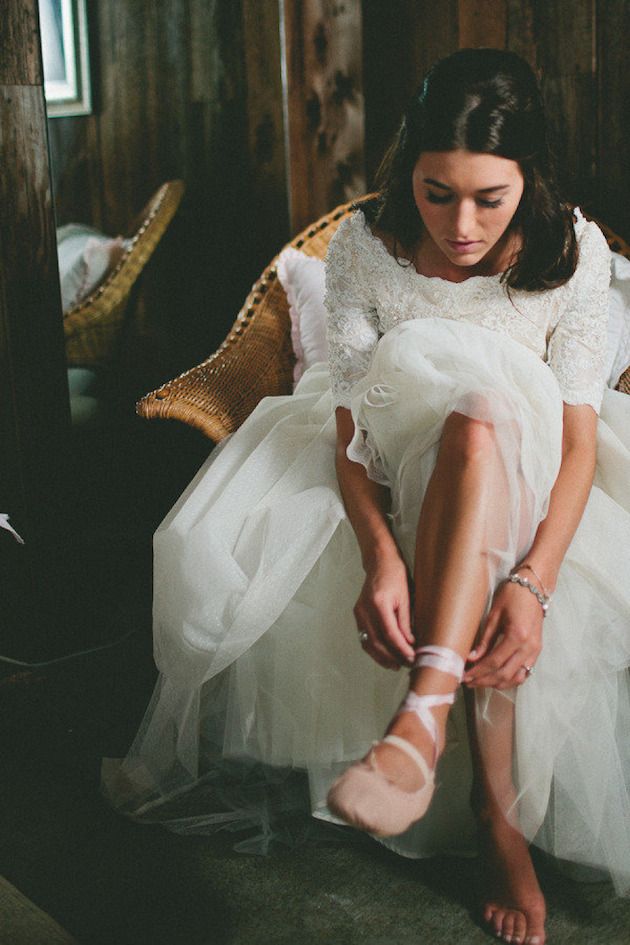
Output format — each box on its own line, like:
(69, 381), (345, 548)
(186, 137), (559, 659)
(409, 665), (460, 697)
(471, 783), (508, 826)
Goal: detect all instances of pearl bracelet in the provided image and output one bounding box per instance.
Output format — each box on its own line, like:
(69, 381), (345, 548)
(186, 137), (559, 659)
(508, 572), (551, 616)
(519, 562), (551, 599)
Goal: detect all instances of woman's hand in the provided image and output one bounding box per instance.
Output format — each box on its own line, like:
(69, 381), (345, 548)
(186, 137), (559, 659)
(463, 580), (544, 689)
(354, 553), (416, 670)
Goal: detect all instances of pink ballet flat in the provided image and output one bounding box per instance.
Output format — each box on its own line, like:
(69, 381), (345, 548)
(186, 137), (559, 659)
(326, 644), (464, 837)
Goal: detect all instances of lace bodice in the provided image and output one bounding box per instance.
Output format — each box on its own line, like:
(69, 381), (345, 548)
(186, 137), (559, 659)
(325, 208), (611, 412)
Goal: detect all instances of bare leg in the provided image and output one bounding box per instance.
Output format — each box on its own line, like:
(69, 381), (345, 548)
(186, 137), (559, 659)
(466, 690), (546, 945)
(372, 411), (498, 789)
(370, 411), (546, 944)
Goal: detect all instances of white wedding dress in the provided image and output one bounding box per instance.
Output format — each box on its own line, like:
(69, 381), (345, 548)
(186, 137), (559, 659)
(103, 208), (630, 893)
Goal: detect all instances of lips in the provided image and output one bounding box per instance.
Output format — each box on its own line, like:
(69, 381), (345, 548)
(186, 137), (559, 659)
(446, 239), (481, 254)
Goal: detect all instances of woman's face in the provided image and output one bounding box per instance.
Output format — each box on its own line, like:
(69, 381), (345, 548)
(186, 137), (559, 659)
(412, 150), (525, 272)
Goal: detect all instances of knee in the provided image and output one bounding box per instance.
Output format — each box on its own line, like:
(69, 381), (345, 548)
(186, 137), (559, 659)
(441, 412), (496, 466)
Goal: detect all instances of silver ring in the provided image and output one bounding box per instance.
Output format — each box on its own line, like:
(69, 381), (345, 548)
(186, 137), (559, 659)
(523, 664), (534, 677)
(359, 631), (369, 645)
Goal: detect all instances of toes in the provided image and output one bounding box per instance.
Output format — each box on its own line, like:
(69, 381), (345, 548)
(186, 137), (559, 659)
(500, 910), (516, 941)
(492, 909), (506, 937)
(512, 912), (527, 944)
(484, 902), (498, 925)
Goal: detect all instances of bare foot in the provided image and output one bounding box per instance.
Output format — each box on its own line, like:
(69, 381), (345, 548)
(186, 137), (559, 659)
(478, 812), (546, 944)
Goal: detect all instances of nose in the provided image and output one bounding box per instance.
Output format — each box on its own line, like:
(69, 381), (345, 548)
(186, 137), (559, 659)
(451, 199), (477, 239)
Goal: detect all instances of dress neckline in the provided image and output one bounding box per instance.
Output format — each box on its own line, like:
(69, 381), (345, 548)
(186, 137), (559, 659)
(357, 210), (505, 289)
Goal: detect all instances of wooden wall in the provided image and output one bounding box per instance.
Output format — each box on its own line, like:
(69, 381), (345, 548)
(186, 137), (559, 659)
(47, 0), (289, 379)
(362, 0), (629, 241)
(47, 0), (629, 382)
(0, 0), (72, 657)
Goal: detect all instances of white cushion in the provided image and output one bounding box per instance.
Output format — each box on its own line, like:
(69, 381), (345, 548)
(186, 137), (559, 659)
(606, 251), (630, 388)
(276, 247), (328, 385)
(56, 223), (126, 313)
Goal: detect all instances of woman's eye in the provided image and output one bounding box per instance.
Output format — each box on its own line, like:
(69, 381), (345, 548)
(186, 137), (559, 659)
(425, 192), (504, 208)
(425, 191), (452, 204)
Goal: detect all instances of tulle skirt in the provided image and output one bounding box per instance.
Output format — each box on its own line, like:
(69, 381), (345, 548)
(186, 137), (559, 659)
(102, 319), (630, 892)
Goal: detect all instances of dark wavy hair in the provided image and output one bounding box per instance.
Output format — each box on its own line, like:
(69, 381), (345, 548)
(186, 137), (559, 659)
(360, 48), (578, 291)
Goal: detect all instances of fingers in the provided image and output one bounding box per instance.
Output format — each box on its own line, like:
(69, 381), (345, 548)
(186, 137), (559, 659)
(379, 604), (416, 663)
(464, 625), (539, 688)
(354, 585), (416, 667)
(467, 609), (501, 663)
(465, 644), (537, 689)
(465, 590), (542, 688)
(397, 588), (415, 647)
(357, 620), (400, 670)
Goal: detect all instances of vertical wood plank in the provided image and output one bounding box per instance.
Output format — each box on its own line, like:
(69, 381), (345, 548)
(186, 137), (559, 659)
(408, 0), (459, 79)
(532, 0), (597, 207)
(0, 0), (41, 84)
(282, 0), (366, 232)
(505, 0), (537, 69)
(362, 0), (458, 187)
(49, 0), (258, 370)
(0, 0), (71, 657)
(596, 0), (630, 239)
(243, 0), (290, 264)
(458, 0), (507, 48)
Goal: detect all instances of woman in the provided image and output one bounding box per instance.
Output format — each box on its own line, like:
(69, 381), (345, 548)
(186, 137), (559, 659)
(104, 49), (630, 945)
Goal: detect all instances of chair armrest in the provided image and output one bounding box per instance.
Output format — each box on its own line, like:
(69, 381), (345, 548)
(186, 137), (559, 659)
(64, 180), (185, 366)
(136, 199), (355, 441)
(136, 260), (295, 441)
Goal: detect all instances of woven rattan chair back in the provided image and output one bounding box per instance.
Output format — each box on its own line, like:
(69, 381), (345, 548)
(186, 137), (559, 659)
(64, 180), (185, 366)
(137, 200), (630, 442)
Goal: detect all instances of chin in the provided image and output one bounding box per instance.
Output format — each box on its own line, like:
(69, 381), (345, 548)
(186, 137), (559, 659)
(446, 252), (485, 268)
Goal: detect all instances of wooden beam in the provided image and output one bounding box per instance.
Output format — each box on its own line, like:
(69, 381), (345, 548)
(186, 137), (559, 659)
(533, 0), (597, 207)
(243, 0), (290, 261)
(458, 0), (507, 48)
(0, 0), (71, 657)
(0, 0), (41, 85)
(596, 0), (630, 239)
(281, 0), (366, 233)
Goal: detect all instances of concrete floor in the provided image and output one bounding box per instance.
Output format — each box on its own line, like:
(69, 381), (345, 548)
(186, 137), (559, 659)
(1, 632), (629, 945)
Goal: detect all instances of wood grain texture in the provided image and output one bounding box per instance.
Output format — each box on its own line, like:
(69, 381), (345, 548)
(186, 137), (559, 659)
(458, 0), (507, 48)
(0, 76), (71, 656)
(532, 0), (597, 207)
(505, 0), (537, 68)
(596, 0), (630, 239)
(49, 0), (260, 372)
(362, 0), (458, 186)
(0, 88), (70, 493)
(282, 0), (366, 232)
(0, 0), (41, 85)
(243, 0), (290, 268)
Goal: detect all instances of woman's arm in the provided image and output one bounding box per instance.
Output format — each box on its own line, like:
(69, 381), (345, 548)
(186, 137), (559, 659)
(335, 407), (416, 670)
(464, 401), (598, 689)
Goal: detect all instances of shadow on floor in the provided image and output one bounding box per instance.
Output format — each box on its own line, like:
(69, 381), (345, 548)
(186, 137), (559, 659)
(1, 631), (629, 945)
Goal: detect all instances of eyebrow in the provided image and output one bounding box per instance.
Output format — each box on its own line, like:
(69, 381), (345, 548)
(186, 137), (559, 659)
(423, 177), (510, 194)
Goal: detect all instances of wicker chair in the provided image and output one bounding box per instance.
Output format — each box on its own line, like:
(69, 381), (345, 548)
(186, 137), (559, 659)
(136, 200), (630, 442)
(64, 180), (185, 367)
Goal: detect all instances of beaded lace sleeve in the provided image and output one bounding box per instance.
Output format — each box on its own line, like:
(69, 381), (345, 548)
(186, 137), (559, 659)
(325, 215), (379, 409)
(547, 219), (611, 413)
